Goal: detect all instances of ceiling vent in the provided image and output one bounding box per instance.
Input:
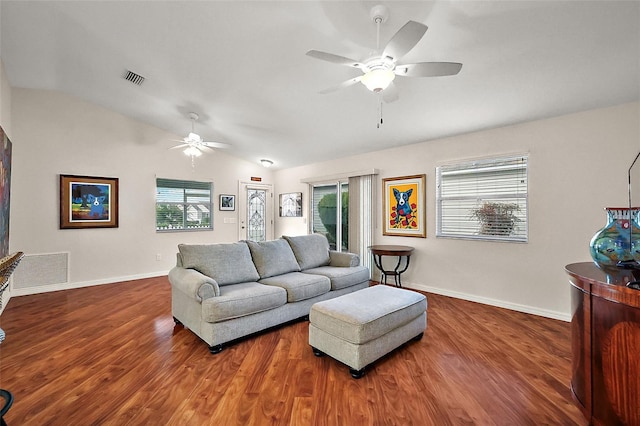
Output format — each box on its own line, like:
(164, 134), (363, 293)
(123, 69), (145, 86)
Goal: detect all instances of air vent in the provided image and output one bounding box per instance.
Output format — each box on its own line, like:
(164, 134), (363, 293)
(13, 252), (70, 290)
(124, 69), (145, 86)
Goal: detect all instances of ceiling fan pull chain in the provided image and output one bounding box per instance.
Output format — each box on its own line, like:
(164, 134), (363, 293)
(377, 96), (384, 128)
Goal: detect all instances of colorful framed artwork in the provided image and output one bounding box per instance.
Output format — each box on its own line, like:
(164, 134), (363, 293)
(60, 175), (119, 229)
(0, 127), (12, 257)
(382, 174), (426, 238)
(219, 194), (235, 211)
(279, 192), (302, 217)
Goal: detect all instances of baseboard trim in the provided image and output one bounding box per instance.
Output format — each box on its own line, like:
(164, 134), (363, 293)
(403, 281), (571, 322)
(10, 270), (169, 297)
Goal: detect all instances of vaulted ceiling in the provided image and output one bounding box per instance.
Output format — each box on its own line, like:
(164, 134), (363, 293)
(1, 1), (638, 169)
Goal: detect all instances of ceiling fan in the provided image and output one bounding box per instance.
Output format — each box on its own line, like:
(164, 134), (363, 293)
(306, 5), (462, 103)
(171, 112), (230, 160)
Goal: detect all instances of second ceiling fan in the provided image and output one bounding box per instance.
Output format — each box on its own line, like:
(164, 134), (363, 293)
(306, 5), (462, 103)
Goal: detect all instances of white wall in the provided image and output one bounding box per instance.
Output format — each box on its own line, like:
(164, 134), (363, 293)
(275, 102), (640, 320)
(9, 88), (273, 291)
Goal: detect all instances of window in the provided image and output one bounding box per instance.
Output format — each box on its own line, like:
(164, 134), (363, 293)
(156, 178), (213, 232)
(436, 155), (528, 242)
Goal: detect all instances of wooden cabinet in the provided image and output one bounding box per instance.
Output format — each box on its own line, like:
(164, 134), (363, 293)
(566, 262), (640, 426)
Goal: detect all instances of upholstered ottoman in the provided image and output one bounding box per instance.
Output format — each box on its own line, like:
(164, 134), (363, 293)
(309, 285), (427, 378)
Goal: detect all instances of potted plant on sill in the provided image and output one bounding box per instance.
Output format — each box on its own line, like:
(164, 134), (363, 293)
(470, 202), (521, 236)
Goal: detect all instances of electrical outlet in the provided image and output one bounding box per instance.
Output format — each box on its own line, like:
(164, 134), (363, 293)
(156, 253), (162, 261)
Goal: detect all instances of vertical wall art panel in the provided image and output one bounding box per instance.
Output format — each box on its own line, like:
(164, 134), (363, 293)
(0, 127), (12, 258)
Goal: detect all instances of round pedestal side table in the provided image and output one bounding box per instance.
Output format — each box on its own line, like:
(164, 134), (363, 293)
(368, 245), (414, 287)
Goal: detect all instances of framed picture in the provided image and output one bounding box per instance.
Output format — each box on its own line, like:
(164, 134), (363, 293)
(60, 174), (119, 229)
(0, 126), (12, 257)
(219, 194), (235, 211)
(279, 192), (302, 217)
(382, 174), (426, 238)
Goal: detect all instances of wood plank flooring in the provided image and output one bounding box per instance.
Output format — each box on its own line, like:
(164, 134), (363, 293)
(0, 277), (585, 425)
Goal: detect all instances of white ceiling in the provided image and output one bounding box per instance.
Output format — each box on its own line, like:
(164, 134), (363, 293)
(1, 1), (639, 169)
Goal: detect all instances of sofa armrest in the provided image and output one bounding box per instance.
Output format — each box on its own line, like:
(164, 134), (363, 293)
(168, 267), (220, 302)
(328, 251), (360, 267)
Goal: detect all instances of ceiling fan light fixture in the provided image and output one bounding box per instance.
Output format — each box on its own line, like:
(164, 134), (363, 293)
(183, 146), (202, 157)
(185, 132), (202, 143)
(261, 159), (274, 168)
(361, 68), (395, 92)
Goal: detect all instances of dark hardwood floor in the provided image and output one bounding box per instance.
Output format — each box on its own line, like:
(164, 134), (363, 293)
(0, 277), (584, 425)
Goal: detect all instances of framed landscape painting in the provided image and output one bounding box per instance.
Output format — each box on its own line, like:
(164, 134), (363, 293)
(60, 175), (119, 229)
(382, 174), (426, 238)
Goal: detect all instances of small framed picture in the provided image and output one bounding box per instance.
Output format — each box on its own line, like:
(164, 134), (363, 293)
(279, 192), (303, 217)
(60, 174), (119, 229)
(219, 194), (235, 211)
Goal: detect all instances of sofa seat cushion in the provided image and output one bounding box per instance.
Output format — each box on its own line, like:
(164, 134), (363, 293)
(201, 282), (287, 323)
(283, 234), (330, 270)
(178, 243), (260, 286)
(245, 239), (300, 279)
(260, 272), (331, 302)
(303, 265), (370, 290)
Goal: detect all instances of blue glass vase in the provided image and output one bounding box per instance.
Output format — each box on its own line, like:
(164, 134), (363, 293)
(590, 207), (640, 268)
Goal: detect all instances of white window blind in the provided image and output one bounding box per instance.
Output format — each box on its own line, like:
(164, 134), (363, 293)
(156, 178), (213, 232)
(436, 155), (528, 242)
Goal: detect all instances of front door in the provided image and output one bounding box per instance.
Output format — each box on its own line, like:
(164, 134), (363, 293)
(238, 182), (274, 241)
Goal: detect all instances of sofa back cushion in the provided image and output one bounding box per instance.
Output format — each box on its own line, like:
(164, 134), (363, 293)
(245, 239), (300, 279)
(178, 242), (260, 285)
(283, 234), (330, 270)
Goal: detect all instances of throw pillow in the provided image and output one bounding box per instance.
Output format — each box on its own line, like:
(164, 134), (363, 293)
(245, 239), (300, 279)
(178, 242), (260, 285)
(282, 234), (330, 270)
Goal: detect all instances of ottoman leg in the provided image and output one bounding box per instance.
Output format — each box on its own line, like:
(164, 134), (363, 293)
(350, 368), (365, 379)
(312, 347), (325, 357)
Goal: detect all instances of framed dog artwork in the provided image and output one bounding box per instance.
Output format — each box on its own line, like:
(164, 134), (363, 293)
(382, 174), (426, 238)
(60, 174), (119, 229)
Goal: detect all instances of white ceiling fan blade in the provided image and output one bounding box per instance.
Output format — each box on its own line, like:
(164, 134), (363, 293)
(395, 62), (462, 77)
(170, 143), (190, 150)
(198, 145), (214, 153)
(202, 141), (230, 149)
(318, 76), (362, 94)
(382, 82), (399, 103)
(382, 21), (428, 62)
(306, 50), (364, 69)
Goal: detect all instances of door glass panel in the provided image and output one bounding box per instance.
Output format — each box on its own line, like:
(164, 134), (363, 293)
(312, 182), (349, 251)
(340, 182), (349, 252)
(313, 184), (338, 250)
(247, 189), (266, 242)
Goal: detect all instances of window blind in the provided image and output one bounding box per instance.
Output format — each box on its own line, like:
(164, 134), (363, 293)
(436, 155), (528, 242)
(156, 178), (213, 232)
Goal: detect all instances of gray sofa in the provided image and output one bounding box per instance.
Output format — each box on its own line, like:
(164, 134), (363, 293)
(168, 234), (370, 353)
